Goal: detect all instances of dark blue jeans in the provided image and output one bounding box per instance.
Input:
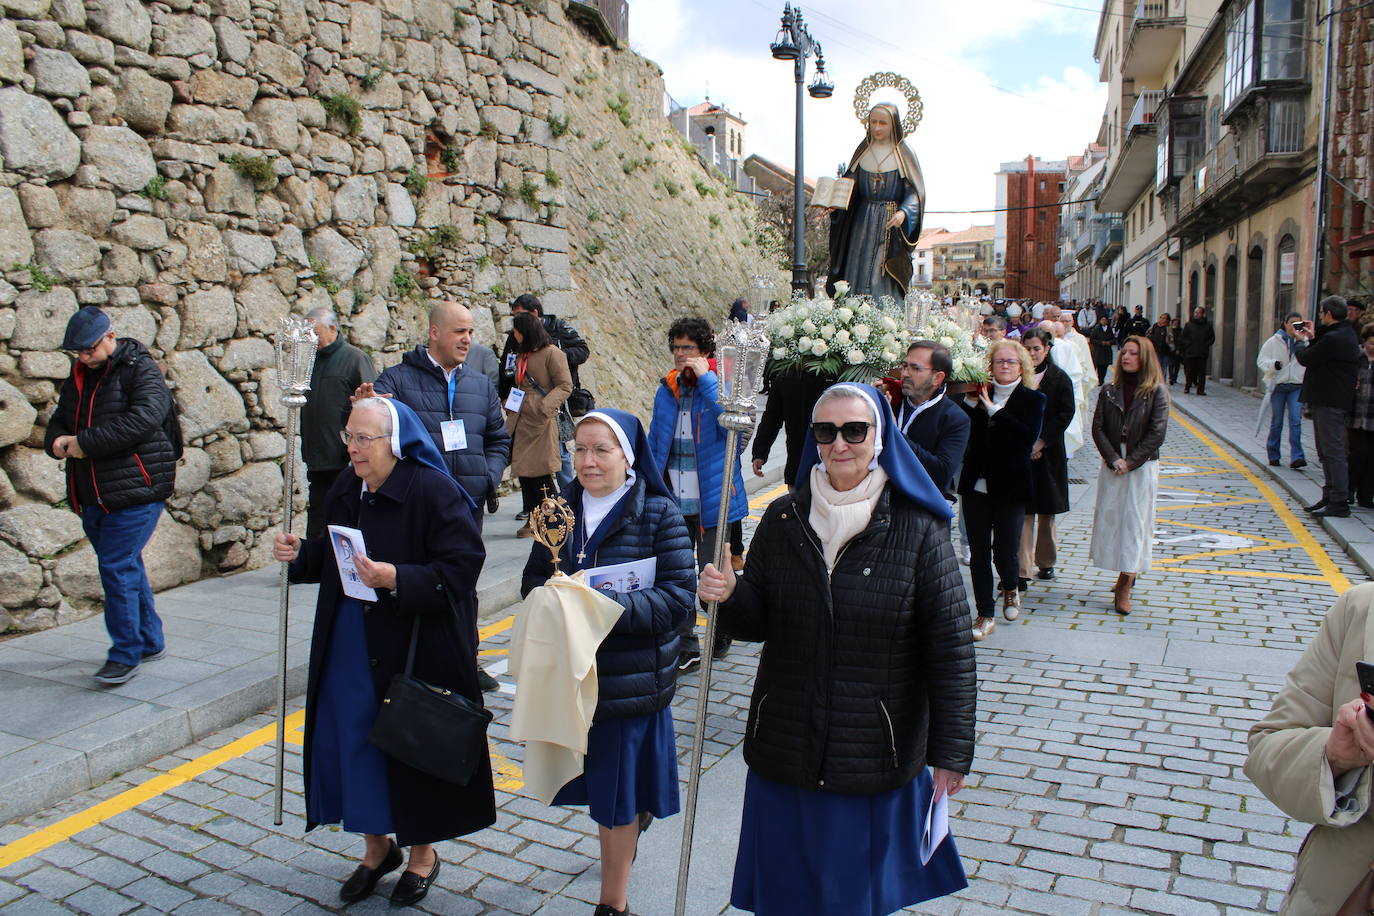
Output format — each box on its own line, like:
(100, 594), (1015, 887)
(81, 501), (165, 666)
(1267, 384), (1305, 463)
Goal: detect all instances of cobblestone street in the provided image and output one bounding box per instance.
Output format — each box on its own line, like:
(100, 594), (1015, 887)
(0, 403), (1365, 915)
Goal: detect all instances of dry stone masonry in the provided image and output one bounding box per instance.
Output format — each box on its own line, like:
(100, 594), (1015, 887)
(0, 0), (785, 632)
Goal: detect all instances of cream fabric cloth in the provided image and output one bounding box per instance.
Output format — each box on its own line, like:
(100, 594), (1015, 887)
(808, 465), (888, 570)
(1087, 456), (1159, 574)
(508, 571), (625, 804)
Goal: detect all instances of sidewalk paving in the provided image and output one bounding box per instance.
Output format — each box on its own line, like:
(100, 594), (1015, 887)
(1167, 381), (1374, 580)
(0, 450), (788, 826)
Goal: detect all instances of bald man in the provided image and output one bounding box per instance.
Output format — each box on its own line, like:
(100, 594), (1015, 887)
(367, 302), (511, 523)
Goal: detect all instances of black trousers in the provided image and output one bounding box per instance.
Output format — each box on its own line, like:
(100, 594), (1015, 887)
(1167, 353), (1181, 384)
(520, 475), (557, 514)
(1183, 356), (1208, 393)
(1349, 428), (1374, 504)
(1312, 406), (1351, 504)
(305, 468), (343, 540)
(679, 516), (733, 657)
(962, 490), (1026, 618)
(1094, 360), (1111, 385)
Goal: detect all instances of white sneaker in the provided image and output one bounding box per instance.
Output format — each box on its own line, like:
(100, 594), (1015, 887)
(1002, 590), (1021, 622)
(961, 544), (971, 566)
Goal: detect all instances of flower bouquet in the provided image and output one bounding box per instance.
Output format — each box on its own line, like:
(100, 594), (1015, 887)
(911, 312), (990, 386)
(764, 282), (907, 383)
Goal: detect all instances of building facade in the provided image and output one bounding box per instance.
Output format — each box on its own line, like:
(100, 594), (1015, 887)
(996, 157), (1068, 300)
(1327, 4), (1374, 299)
(1055, 145), (1112, 304)
(921, 226), (1002, 297)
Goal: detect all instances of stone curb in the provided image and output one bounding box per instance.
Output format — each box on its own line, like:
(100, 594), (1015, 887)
(0, 459), (787, 827)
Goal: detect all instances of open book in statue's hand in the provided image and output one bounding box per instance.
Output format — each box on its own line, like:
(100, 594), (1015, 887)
(809, 176), (854, 210)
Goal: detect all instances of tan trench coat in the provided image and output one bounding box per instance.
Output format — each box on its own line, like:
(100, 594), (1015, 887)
(1246, 582), (1374, 915)
(505, 344), (572, 478)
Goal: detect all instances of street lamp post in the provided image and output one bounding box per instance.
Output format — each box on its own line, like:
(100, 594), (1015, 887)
(770, 3), (832, 298)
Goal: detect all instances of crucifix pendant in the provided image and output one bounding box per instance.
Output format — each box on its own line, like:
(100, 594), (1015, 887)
(577, 549), (586, 564)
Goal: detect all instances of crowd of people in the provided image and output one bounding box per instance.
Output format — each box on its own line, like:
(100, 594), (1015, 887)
(47, 287), (1372, 915)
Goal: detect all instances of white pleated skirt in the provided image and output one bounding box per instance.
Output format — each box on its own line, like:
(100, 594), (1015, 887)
(1088, 458), (1159, 574)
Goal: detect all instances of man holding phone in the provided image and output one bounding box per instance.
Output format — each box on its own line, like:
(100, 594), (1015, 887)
(1295, 296), (1363, 517)
(1257, 312), (1308, 469)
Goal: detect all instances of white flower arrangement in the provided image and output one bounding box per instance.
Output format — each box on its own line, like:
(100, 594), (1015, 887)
(765, 289), (909, 382)
(913, 313), (990, 384)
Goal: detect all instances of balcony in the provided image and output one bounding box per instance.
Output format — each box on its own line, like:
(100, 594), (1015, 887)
(567, 0), (629, 47)
(1098, 90), (1164, 212)
(1123, 0), (1187, 80)
(1074, 224), (1096, 259)
(1093, 218), (1125, 266)
(1055, 255), (1078, 280)
(1169, 95), (1311, 239)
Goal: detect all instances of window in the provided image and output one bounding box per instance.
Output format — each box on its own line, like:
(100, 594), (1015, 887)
(1223, 0), (1256, 110)
(1156, 97), (1205, 190)
(1261, 0), (1306, 81)
(1276, 234), (1297, 313)
(1148, 193), (1154, 222)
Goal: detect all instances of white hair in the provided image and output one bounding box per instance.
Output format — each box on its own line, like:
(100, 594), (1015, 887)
(305, 307), (338, 328)
(350, 397), (393, 435)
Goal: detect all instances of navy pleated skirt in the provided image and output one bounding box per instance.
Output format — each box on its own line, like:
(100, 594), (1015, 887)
(731, 767), (967, 916)
(552, 705), (680, 828)
(307, 597), (395, 835)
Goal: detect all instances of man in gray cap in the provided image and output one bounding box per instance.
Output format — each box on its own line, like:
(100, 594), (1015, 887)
(45, 307), (180, 685)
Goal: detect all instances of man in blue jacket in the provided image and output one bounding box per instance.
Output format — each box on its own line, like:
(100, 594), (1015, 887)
(649, 316), (748, 672)
(896, 340), (971, 502)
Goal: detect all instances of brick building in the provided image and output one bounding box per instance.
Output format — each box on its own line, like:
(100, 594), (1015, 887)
(996, 156), (1068, 300)
(1327, 5), (1373, 298)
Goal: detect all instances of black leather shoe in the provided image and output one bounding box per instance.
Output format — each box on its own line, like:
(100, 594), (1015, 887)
(1037, 567), (1055, 580)
(390, 855), (439, 907)
(1268, 459), (1281, 467)
(1290, 459), (1307, 469)
(1017, 577), (1030, 592)
(711, 636), (732, 660)
(1358, 500), (1374, 509)
(486, 493), (499, 515)
(93, 660), (139, 685)
(593, 905), (628, 916)
(340, 840), (401, 902)
(1305, 500), (1328, 513)
(477, 668), (500, 693)
(1313, 504), (1351, 518)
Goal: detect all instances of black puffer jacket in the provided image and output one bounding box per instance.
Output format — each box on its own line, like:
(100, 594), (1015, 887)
(373, 347), (511, 502)
(721, 481), (977, 795)
(45, 338), (178, 513)
(521, 478), (695, 719)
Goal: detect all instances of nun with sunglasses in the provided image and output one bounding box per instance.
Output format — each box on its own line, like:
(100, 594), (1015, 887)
(699, 383), (977, 916)
(521, 409), (696, 916)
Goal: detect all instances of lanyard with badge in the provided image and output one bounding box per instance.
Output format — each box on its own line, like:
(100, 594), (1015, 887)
(439, 368), (467, 451)
(504, 354), (528, 412)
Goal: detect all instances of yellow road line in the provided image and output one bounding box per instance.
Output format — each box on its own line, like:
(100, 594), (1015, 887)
(1170, 412), (1352, 593)
(1158, 498), (1265, 511)
(478, 616), (513, 640)
(1155, 543), (1302, 565)
(490, 742), (525, 793)
(1154, 566), (1332, 583)
(1157, 519), (1290, 544)
(0, 710), (306, 869)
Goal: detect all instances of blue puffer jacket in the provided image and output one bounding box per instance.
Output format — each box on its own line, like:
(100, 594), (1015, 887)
(648, 370), (748, 527)
(373, 347), (511, 502)
(521, 477), (695, 719)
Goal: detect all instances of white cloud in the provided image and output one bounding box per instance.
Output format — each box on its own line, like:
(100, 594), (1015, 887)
(627, 0), (1107, 230)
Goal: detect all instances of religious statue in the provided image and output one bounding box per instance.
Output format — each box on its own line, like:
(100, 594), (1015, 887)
(825, 73), (927, 301)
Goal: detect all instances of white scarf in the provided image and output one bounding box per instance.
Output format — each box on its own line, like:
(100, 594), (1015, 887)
(808, 465), (889, 571)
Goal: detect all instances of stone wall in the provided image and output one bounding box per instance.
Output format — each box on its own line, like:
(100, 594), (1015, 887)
(0, 0), (784, 631)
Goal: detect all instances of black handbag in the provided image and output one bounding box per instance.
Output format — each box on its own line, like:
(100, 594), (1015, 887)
(566, 386), (595, 417)
(368, 612), (492, 785)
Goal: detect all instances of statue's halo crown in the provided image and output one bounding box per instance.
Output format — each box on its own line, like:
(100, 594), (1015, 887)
(854, 72), (923, 136)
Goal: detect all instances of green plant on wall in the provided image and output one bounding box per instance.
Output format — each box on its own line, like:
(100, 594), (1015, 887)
(223, 153), (277, 190)
(12, 261), (56, 293)
(543, 168), (561, 188)
(320, 93), (363, 135)
(708, 214), (722, 229)
(480, 120), (498, 140)
(694, 177), (714, 198)
(307, 255), (341, 296)
(453, 8), (467, 28)
(440, 145), (461, 172)
(548, 114), (570, 138)
(514, 178), (539, 207)
(606, 92), (632, 128)
(585, 236), (607, 259)
(391, 264), (419, 300)
(360, 64), (386, 91)
(140, 176), (168, 200)
(489, 281), (506, 298)
(403, 166), (428, 198)
(660, 178), (682, 198)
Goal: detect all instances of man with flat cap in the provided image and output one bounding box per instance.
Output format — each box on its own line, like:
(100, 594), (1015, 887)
(45, 307), (180, 685)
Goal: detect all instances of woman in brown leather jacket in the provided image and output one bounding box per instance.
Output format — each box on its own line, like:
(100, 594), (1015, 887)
(1088, 336), (1169, 614)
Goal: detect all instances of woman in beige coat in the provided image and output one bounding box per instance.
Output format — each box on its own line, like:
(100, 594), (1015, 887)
(506, 311), (572, 537)
(1246, 582), (1374, 914)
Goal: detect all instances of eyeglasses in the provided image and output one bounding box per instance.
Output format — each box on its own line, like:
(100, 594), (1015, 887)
(64, 334), (111, 358)
(991, 358), (1020, 367)
(340, 430), (388, 447)
(572, 444), (622, 459)
(811, 421), (872, 445)
(669, 344), (701, 354)
(901, 361), (932, 373)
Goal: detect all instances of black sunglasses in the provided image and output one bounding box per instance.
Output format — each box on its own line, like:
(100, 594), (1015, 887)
(811, 421), (872, 445)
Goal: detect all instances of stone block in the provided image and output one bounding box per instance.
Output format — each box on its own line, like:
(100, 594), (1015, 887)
(30, 48), (91, 99)
(157, 14), (216, 58)
(248, 98), (298, 154)
(11, 288), (77, 351)
(114, 67), (173, 133)
(3, 447), (66, 503)
(347, 2), (381, 56)
(304, 228), (363, 287)
(167, 103), (246, 143)
(56, 186), (116, 236)
(274, 175), (330, 228)
(0, 88), (81, 181)
(484, 105), (523, 137)
(348, 295), (388, 350)
(66, 30), (115, 67)
(235, 274), (289, 334)
(190, 69), (255, 110)
(177, 287), (236, 347)
(212, 16), (249, 64)
(49, 0), (84, 26)
(87, 0), (152, 51)
(101, 245), (142, 285)
(177, 221), (227, 282)
(0, 378), (37, 449)
(144, 511), (201, 588)
(17, 184), (59, 229)
(513, 220), (565, 252)
(332, 175), (376, 225)
(203, 434), (242, 474)
(173, 445), (209, 496)
(2, 0), (50, 18)
(18, 351), (70, 379)
(52, 544), (101, 601)
(219, 336), (274, 371)
(503, 60), (560, 97)
(311, 132), (353, 168)
(33, 228), (100, 282)
(462, 137), (497, 187)
(81, 126), (157, 192)
(110, 214), (168, 250)
(272, 224), (308, 267)
(358, 73), (402, 110)
(247, 430), (286, 460)
(0, 188), (34, 268)
(276, 0), (309, 41)
(205, 460), (281, 524)
(0, 539), (41, 610)
(104, 304), (157, 342)
(222, 230), (275, 274)
(384, 183), (415, 227)
(0, 503), (84, 556)
(0, 21), (22, 84)
(166, 349), (246, 438)
(247, 41), (303, 89)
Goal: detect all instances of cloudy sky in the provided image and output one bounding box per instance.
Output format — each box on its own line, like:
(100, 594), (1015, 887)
(628, 0), (1108, 231)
